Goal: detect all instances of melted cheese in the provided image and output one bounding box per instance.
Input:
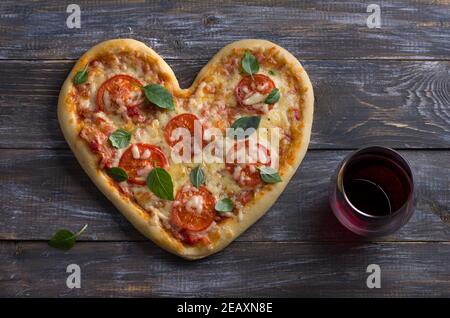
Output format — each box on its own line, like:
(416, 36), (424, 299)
(167, 164), (189, 192)
(185, 195), (204, 214)
(141, 149), (151, 159)
(243, 92), (268, 105)
(137, 165), (152, 177)
(131, 145), (140, 159)
(233, 165), (243, 180)
(251, 103), (269, 113)
(78, 97), (94, 111)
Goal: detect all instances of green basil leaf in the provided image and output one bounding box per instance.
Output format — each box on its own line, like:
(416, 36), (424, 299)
(109, 129), (131, 149)
(241, 51), (259, 76)
(230, 116), (261, 139)
(48, 224), (88, 250)
(215, 198), (234, 213)
(73, 65), (88, 85)
(147, 168), (174, 200)
(107, 167), (128, 182)
(264, 88), (280, 104)
(143, 84), (174, 110)
(259, 166), (282, 184)
(190, 166), (205, 188)
(268, 70), (276, 76)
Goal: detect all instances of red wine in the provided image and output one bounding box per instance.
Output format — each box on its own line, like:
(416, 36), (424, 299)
(344, 178), (391, 216)
(329, 147), (414, 237)
(343, 155), (411, 217)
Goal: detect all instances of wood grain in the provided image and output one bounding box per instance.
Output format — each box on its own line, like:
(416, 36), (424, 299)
(0, 1), (449, 60)
(1, 0), (450, 298)
(1, 149), (449, 242)
(1, 241), (450, 297)
(0, 60), (449, 149)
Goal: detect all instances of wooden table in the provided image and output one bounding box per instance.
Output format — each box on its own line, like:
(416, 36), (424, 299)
(0, 0), (449, 297)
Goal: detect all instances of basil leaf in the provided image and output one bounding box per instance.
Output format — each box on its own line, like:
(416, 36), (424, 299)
(107, 167), (128, 182)
(215, 198), (234, 213)
(147, 168), (174, 200)
(109, 129), (131, 149)
(230, 116), (261, 139)
(259, 166), (282, 184)
(241, 51), (259, 76)
(143, 84), (174, 110)
(265, 88), (280, 104)
(73, 65), (88, 85)
(48, 224), (88, 250)
(190, 166), (205, 188)
(268, 70), (276, 76)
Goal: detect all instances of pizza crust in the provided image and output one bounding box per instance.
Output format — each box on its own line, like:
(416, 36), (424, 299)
(58, 38), (314, 260)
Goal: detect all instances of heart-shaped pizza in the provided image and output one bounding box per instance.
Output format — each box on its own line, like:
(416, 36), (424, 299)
(58, 39), (313, 259)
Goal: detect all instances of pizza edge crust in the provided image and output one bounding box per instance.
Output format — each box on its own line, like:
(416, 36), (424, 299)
(58, 38), (314, 260)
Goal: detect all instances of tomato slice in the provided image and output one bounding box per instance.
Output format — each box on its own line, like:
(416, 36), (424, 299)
(118, 143), (168, 185)
(164, 114), (204, 161)
(226, 141), (271, 188)
(171, 186), (216, 232)
(235, 74), (276, 114)
(164, 113), (203, 147)
(96, 74), (144, 113)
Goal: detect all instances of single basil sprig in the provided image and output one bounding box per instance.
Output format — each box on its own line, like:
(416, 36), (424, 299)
(109, 129), (131, 149)
(258, 166), (282, 184)
(73, 65), (88, 85)
(107, 167), (128, 182)
(48, 224), (88, 250)
(268, 70), (276, 76)
(147, 168), (174, 200)
(215, 198), (234, 213)
(265, 88), (280, 104)
(190, 166), (205, 188)
(230, 116), (261, 139)
(143, 84), (174, 110)
(241, 51), (259, 76)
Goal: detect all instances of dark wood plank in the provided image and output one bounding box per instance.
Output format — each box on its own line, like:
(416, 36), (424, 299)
(0, 1), (449, 60)
(1, 241), (450, 297)
(0, 60), (449, 149)
(1, 149), (449, 242)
